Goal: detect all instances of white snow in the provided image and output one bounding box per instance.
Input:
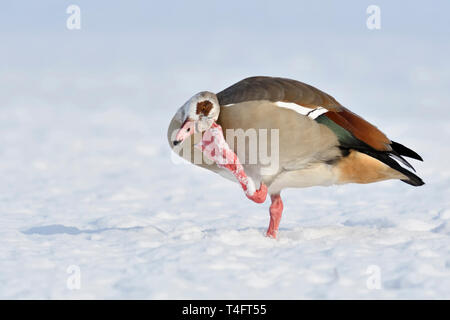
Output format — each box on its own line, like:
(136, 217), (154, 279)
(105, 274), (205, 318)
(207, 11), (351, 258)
(1, 1), (449, 299)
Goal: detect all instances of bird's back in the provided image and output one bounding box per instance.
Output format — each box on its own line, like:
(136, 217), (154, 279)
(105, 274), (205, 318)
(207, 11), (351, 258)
(168, 76), (424, 193)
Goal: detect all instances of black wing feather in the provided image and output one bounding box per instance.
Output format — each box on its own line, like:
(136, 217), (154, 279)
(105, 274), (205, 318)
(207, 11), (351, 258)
(391, 141), (423, 161)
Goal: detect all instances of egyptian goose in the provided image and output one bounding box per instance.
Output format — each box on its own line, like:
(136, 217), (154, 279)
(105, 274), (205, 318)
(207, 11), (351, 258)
(167, 76), (424, 238)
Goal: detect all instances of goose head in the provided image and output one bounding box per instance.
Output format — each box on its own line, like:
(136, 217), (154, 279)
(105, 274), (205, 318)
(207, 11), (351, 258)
(172, 91), (220, 146)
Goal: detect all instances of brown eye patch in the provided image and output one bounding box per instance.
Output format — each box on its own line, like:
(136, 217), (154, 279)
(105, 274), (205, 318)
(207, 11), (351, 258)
(196, 100), (213, 116)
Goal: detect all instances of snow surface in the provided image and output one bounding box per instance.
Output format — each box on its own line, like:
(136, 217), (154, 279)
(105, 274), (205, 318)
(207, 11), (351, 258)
(1, 1), (450, 299)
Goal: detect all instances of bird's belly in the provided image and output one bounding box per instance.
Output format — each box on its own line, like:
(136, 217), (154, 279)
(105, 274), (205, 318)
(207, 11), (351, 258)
(266, 162), (338, 194)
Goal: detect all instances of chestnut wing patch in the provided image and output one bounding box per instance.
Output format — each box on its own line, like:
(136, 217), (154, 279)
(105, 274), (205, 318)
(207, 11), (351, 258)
(323, 108), (391, 151)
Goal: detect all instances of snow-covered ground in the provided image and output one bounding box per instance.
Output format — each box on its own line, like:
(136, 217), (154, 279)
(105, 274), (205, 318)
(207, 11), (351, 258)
(1, 1), (449, 299)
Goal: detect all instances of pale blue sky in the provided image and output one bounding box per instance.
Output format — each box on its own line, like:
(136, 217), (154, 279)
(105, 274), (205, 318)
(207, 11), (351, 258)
(0, 1), (449, 124)
(1, 1), (449, 35)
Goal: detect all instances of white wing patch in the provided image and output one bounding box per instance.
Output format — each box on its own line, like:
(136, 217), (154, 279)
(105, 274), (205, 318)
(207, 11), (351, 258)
(275, 101), (327, 119)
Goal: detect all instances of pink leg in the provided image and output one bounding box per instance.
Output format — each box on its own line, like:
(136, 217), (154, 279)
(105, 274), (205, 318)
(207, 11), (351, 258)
(266, 194), (283, 239)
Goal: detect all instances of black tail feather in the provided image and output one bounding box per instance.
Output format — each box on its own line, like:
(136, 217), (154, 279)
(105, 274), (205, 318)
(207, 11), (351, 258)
(360, 149), (425, 187)
(401, 177), (425, 186)
(389, 152), (416, 172)
(391, 141), (423, 161)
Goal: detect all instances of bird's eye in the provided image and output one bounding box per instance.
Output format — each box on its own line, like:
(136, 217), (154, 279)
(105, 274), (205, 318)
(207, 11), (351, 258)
(187, 128), (190, 132)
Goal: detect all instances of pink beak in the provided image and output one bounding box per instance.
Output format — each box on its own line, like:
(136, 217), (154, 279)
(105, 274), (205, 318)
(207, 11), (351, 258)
(173, 119), (195, 146)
